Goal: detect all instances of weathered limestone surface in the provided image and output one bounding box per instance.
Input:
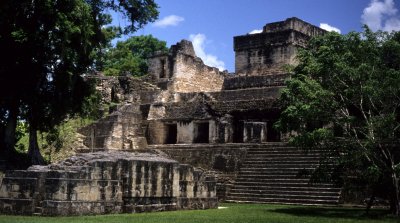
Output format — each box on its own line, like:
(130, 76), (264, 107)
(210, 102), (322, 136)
(148, 40), (226, 95)
(148, 144), (249, 200)
(85, 75), (161, 105)
(79, 104), (148, 151)
(234, 17), (326, 76)
(0, 151), (217, 216)
(222, 74), (288, 90)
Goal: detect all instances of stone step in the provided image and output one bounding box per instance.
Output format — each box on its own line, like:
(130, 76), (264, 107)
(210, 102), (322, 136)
(229, 188), (340, 196)
(233, 181), (336, 188)
(243, 160), (322, 163)
(227, 192), (339, 201)
(246, 152), (329, 157)
(234, 178), (311, 183)
(241, 162), (323, 167)
(247, 149), (329, 153)
(238, 171), (312, 176)
(246, 147), (327, 151)
(245, 154), (330, 159)
(240, 164), (327, 169)
(231, 185), (341, 192)
(227, 143), (340, 206)
(244, 156), (325, 160)
(225, 197), (339, 206)
(236, 174), (308, 179)
(239, 167), (316, 171)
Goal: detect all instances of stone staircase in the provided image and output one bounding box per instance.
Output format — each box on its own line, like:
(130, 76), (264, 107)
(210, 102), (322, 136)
(226, 144), (341, 206)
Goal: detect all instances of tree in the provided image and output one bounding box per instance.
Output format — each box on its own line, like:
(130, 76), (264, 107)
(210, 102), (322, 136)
(103, 35), (168, 76)
(277, 28), (400, 215)
(0, 0), (159, 165)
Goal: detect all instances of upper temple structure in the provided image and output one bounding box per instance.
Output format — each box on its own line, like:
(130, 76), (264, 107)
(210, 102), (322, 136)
(0, 18), (344, 216)
(234, 17), (326, 75)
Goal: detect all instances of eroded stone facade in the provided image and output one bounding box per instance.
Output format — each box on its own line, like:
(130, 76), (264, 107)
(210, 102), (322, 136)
(71, 18), (326, 200)
(0, 17), (331, 215)
(0, 152), (216, 215)
(234, 17), (325, 75)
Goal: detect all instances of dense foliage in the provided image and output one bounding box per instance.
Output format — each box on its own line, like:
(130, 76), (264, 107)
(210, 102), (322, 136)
(103, 35), (168, 76)
(0, 0), (159, 165)
(277, 28), (400, 215)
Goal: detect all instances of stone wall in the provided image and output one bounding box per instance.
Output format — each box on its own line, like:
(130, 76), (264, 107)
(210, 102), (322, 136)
(177, 87), (283, 103)
(209, 87), (283, 101)
(234, 31), (305, 75)
(148, 40), (226, 96)
(172, 53), (225, 93)
(79, 104), (147, 151)
(222, 74), (288, 90)
(263, 17), (327, 37)
(149, 144), (250, 200)
(0, 152), (217, 216)
(84, 75), (161, 105)
(233, 17), (326, 76)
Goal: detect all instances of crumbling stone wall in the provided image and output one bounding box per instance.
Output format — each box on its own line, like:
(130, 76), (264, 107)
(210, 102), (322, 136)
(0, 152), (217, 216)
(234, 17), (326, 76)
(222, 74), (288, 90)
(84, 75), (162, 105)
(148, 40), (226, 95)
(263, 17), (326, 36)
(172, 53), (224, 93)
(79, 104), (148, 151)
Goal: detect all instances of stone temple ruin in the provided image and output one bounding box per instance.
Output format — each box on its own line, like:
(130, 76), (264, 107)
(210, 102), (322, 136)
(0, 18), (343, 216)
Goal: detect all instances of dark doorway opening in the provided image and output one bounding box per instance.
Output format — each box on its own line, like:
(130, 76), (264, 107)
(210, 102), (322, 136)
(267, 121), (280, 142)
(194, 122), (209, 143)
(233, 120), (244, 143)
(165, 124), (177, 144)
(159, 59), (166, 78)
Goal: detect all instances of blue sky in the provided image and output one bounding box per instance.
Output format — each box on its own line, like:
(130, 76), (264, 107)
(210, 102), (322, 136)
(114, 0), (400, 72)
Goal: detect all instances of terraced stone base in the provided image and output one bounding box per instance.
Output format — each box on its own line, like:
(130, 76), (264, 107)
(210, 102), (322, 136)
(0, 151), (217, 216)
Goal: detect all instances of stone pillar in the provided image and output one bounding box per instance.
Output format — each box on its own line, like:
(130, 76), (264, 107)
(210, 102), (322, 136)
(209, 120), (218, 143)
(177, 121), (194, 144)
(243, 121), (267, 143)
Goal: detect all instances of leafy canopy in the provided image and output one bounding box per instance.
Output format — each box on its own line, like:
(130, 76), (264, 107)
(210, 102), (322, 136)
(103, 35), (168, 76)
(277, 28), (400, 214)
(0, 0), (159, 165)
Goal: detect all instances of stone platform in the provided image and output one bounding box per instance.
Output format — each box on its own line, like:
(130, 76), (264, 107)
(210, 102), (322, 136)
(0, 151), (217, 216)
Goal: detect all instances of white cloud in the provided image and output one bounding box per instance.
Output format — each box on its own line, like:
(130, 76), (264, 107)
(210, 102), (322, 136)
(249, 29), (263, 34)
(361, 0), (400, 31)
(153, 15), (184, 28)
(319, 23), (341, 34)
(189, 34), (226, 71)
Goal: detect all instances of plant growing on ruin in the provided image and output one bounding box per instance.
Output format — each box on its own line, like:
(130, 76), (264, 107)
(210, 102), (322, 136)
(0, 0), (159, 165)
(103, 35), (168, 76)
(277, 28), (400, 216)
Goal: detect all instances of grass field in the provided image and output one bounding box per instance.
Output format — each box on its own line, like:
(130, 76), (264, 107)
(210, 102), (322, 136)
(0, 203), (397, 223)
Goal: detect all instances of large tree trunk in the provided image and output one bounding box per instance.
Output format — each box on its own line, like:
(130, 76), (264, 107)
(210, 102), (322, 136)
(27, 122), (45, 165)
(391, 173), (400, 216)
(2, 102), (18, 158)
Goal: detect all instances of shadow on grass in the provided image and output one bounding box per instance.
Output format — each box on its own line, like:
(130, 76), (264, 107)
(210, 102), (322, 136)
(270, 206), (392, 220)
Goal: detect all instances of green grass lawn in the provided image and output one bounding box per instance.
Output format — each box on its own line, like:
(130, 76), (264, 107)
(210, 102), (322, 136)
(0, 203), (397, 223)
